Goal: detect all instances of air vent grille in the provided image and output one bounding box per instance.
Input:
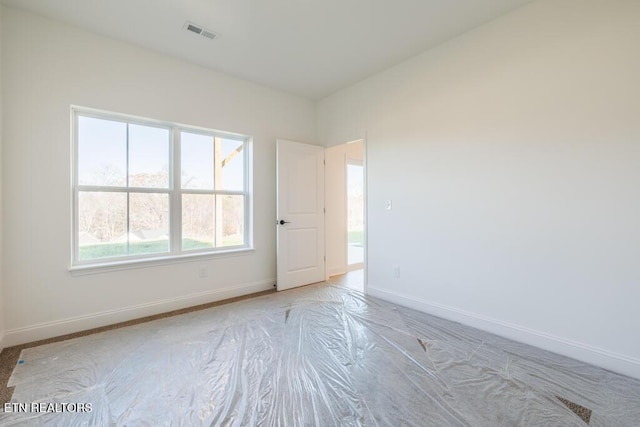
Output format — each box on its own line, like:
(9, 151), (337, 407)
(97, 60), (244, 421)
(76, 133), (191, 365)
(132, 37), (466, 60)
(183, 21), (218, 41)
(201, 30), (217, 40)
(186, 24), (202, 35)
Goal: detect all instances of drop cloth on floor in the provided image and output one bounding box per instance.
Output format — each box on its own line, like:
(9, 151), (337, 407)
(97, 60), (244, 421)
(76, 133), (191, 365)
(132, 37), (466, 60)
(1, 285), (639, 426)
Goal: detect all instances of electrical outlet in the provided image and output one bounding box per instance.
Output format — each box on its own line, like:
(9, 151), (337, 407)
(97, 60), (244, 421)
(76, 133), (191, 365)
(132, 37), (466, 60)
(393, 265), (400, 278)
(385, 200), (393, 211)
(199, 265), (208, 278)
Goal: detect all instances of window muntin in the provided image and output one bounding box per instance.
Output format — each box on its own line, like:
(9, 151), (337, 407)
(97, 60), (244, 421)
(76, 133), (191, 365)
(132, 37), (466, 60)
(73, 109), (250, 267)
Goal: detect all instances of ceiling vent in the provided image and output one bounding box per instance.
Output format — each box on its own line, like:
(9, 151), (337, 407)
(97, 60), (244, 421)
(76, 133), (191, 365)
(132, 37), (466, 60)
(183, 21), (218, 41)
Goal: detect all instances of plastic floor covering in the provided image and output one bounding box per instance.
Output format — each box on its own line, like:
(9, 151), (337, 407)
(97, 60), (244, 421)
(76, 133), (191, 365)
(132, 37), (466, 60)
(1, 284), (639, 426)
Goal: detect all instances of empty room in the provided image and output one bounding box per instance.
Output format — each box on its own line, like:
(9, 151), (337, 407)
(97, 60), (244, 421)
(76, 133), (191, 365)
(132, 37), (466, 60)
(1, 0), (639, 425)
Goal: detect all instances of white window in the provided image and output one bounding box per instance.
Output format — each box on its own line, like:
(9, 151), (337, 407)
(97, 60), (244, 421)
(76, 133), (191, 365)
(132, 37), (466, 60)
(72, 108), (251, 268)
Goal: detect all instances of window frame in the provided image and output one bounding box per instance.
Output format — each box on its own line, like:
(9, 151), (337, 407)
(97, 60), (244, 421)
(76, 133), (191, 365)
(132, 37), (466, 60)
(70, 106), (253, 272)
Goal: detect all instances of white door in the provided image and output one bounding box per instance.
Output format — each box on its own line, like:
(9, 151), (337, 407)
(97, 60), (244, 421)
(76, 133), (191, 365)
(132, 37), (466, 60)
(276, 139), (325, 291)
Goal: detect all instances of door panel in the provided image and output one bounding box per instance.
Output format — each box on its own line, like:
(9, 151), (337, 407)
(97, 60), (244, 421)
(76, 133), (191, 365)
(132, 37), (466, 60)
(286, 228), (318, 271)
(276, 140), (325, 290)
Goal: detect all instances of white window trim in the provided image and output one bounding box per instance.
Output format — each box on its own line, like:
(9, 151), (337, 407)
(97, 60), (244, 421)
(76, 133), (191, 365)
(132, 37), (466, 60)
(70, 106), (254, 273)
(68, 248), (256, 276)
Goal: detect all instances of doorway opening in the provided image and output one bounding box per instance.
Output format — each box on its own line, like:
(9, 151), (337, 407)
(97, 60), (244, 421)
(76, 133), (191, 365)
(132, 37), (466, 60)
(347, 160), (364, 269)
(325, 139), (365, 292)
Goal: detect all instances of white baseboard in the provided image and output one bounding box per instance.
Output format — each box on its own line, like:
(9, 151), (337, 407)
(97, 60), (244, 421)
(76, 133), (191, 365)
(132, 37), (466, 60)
(328, 266), (347, 277)
(2, 279), (275, 348)
(347, 263), (364, 272)
(0, 332), (4, 353)
(367, 286), (640, 381)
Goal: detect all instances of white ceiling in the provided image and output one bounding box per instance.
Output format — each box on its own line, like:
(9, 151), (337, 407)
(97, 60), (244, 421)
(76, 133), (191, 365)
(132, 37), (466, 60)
(1, 0), (533, 99)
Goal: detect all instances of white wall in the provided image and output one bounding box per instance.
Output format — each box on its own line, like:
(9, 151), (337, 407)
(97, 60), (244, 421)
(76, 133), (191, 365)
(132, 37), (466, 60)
(0, 4), (4, 350)
(318, 0), (640, 379)
(325, 140), (363, 277)
(1, 7), (316, 345)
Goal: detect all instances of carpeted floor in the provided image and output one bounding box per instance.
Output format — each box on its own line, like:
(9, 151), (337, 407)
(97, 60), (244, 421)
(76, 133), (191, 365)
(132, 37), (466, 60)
(557, 396), (592, 424)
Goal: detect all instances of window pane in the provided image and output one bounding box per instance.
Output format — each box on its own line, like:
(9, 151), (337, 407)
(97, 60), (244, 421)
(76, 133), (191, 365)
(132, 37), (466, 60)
(78, 191), (127, 260)
(218, 138), (244, 191)
(129, 124), (170, 188)
(182, 194), (215, 250)
(129, 193), (169, 255)
(218, 195), (244, 247)
(78, 116), (126, 186)
(181, 132), (214, 190)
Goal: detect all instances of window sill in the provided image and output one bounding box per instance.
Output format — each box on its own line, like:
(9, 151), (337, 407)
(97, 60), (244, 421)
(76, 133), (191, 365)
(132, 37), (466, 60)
(69, 247), (255, 276)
